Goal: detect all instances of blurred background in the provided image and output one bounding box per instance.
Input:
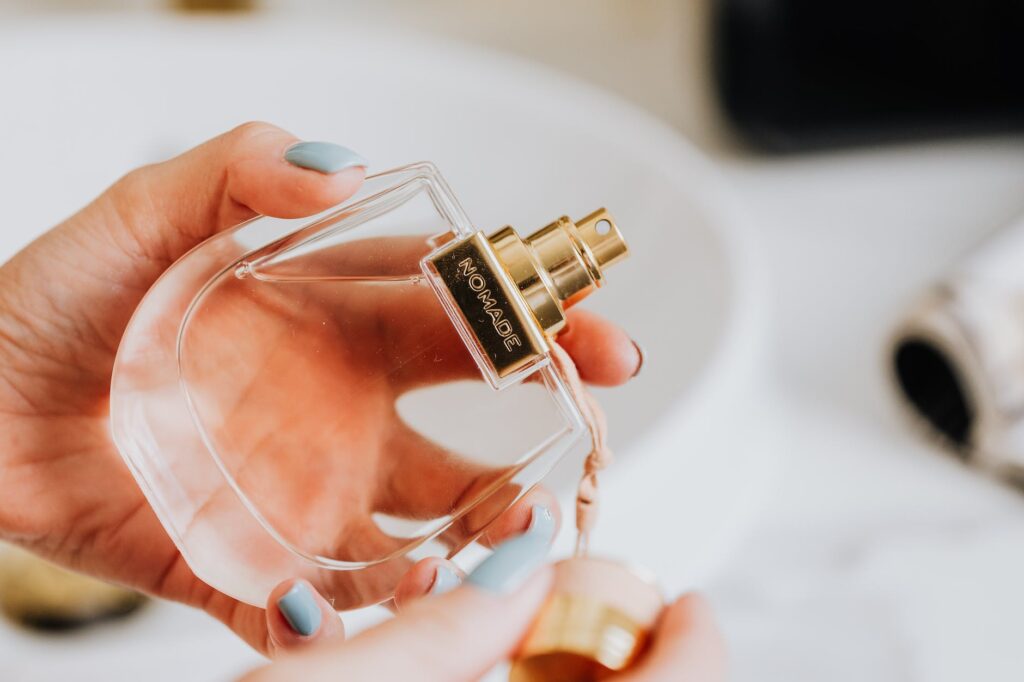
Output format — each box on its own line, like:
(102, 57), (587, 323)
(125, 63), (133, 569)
(2, 1), (1024, 680)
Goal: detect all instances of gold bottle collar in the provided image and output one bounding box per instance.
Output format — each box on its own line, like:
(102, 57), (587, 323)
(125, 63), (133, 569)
(425, 208), (628, 383)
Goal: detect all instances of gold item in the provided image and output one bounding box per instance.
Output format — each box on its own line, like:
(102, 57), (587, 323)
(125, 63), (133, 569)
(428, 209), (628, 380)
(0, 544), (145, 630)
(509, 557), (663, 681)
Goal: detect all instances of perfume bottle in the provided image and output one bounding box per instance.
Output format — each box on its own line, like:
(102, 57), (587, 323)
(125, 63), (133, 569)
(110, 162), (629, 610)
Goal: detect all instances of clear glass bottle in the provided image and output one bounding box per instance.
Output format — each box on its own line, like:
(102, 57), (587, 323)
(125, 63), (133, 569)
(110, 162), (628, 610)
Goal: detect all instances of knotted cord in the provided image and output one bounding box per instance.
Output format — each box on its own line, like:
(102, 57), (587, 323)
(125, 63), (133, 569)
(549, 343), (613, 556)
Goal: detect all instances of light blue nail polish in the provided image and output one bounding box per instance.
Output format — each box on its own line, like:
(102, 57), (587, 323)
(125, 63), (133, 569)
(430, 564), (462, 596)
(467, 505), (555, 594)
(284, 141), (368, 174)
(277, 582), (322, 637)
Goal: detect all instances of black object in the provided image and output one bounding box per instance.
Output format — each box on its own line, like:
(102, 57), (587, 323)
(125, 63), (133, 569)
(712, 0), (1024, 150)
(893, 339), (973, 451)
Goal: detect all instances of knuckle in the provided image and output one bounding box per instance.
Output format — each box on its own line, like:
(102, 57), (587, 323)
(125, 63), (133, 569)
(228, 120), (280, 145)
(99, 166), (159, 248)
(112, 165), (154, 199)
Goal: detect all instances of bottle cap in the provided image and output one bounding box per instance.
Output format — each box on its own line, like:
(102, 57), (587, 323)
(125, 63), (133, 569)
(509, 556), (663, 681)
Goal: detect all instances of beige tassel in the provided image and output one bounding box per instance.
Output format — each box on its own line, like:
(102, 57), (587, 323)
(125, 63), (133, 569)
(549, 343), (613, 556)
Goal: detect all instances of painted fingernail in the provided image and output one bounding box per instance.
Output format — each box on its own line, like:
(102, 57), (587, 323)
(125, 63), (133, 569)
(466, 505), (554, 594)
(277, 582), (322, 637)
(284, 141), (369, 174)
(430, 564), (462, 596)
(630, 339), (645, 378)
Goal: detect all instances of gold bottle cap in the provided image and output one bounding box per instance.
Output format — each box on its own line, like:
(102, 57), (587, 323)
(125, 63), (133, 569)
(509, 557), (663, 682)
(488, 209), (629, 336)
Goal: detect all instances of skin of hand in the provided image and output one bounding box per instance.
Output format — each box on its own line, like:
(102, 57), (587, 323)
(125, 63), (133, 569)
(254, 538), (727, 681)
(0, 122), (646, 654)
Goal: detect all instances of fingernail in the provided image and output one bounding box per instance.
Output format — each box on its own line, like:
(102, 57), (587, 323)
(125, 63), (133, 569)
(284, 141), (369, 174)
(630, 339), (645, 378)
(467, 505), (554, 594)
(277, 582), (322, 637)
(430, 564), (462, 596)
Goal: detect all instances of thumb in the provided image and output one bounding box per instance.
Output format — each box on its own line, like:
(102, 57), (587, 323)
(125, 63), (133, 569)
(81, 121), (367, 289)
(0, 122), (366, 360)
(248, 506), (556, 682)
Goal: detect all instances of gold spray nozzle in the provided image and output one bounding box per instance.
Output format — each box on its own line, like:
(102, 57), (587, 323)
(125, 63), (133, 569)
(573, 208), (630, 272)
(488, 209), (629, 336)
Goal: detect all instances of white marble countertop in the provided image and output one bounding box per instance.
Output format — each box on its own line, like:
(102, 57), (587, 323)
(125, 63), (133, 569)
(2, 5), (1024, 681)
(708, 139), (1024, 681)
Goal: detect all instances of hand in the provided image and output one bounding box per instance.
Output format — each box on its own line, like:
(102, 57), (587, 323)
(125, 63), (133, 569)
(251, 512), (726, 681)
(0, 122), (643, 652)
